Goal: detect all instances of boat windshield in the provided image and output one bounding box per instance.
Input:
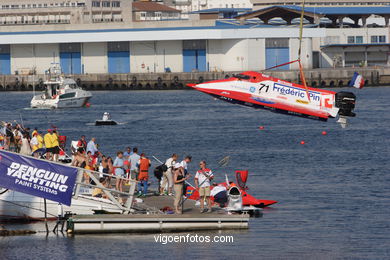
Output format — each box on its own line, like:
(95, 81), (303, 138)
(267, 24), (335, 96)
(233, 74), (250, 80)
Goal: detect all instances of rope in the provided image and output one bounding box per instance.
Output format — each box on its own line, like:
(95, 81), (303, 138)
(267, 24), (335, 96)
(265, 59), (300, 71)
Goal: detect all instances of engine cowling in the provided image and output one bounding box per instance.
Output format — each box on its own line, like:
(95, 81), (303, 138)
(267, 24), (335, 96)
(335, 91), (356, 117)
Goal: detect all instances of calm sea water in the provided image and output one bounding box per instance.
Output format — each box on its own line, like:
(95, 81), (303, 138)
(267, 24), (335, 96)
(0, 88), (389, 259)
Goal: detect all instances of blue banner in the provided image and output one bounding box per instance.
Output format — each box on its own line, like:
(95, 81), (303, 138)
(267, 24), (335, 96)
(0, 150), (78, 206)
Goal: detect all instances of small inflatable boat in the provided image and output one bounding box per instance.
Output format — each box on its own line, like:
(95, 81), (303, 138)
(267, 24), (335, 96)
(95, 112), (118, 126)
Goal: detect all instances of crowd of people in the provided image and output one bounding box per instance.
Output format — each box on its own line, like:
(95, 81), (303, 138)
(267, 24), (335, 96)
(0, 122), (62, 160)
(1, 122), (229, 214)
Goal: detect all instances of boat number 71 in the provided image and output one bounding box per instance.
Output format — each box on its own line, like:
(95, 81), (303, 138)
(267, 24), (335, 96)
(259, 83), (269, 93)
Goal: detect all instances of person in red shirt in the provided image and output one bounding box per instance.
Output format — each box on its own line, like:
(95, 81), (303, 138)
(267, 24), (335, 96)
(77, 135), (87, 151)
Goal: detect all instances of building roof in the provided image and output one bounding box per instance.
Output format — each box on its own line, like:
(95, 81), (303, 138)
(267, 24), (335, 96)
(236, 5), (390, 21)
(192, 8), (252, 14)
(132, 2), (181, 13)
(321, 43), (390, 48)
(280, 5), (390, 15)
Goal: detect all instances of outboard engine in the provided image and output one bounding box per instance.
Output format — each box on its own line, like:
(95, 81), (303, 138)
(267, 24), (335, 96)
(227, 186), (243, 211)
(335, 92), (356, 117)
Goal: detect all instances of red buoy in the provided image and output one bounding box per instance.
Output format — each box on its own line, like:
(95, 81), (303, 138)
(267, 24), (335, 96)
(259, 126), (265, 130)
(322, 131), (327, 135)
(300, 140), (305, 145)
(85, 103), (91, 108)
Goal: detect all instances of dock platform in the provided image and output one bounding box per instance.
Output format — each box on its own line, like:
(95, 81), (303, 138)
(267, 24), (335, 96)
(67, 194), (249, 234)
(66, 213), (249, 234)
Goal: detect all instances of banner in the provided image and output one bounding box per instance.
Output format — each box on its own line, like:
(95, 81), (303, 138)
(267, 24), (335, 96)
(0, 150), (78, 206)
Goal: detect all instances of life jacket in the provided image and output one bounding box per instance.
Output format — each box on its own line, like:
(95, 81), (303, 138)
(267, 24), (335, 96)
(139, 158), (150, 173)
(37, 135), (44, 149)
(51, 133), (59, 147)
(58, 135), (67, 148)
(43, 133), (52, 148)
(78, 139), (87, 150)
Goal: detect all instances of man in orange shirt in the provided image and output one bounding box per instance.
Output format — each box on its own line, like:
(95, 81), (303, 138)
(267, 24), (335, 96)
(137, 153), (151, 197)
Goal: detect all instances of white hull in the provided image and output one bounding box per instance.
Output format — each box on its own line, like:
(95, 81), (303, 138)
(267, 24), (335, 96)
(31, 95), (91, 109)
(0, 190), (121, 221)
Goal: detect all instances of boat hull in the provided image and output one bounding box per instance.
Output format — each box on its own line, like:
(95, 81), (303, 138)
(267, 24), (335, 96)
(95, 120), (118, 126)
(31, 96), (91, 109)
(0, 190), (121, 222)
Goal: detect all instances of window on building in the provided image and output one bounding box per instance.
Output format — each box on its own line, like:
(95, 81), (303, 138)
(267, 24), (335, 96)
(348, 36), (363, 44)
(356, 36), (363, 44)
(102, 1), (110, 7)
(371, 35), (386, 43)
(112, 1), (121, 8)
(92, 1), (100, 7)
(347, 36), (355, 44)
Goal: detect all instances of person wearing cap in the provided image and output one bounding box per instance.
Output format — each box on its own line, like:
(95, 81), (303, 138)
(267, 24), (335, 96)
(173, 162), (191, 214)
(43, 129), (53, 160)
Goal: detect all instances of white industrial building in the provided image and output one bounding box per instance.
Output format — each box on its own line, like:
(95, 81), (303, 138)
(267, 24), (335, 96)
(0, 3), (388, 75)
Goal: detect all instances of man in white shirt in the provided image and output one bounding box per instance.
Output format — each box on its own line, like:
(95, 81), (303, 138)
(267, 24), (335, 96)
(128, 147), (141, 180)
(160, 153), (177, 196)
(195, 160), (214, 213)
(210, 183), (228, 208)
(179, 155), (192, 176)
(86, 137), (98, 155)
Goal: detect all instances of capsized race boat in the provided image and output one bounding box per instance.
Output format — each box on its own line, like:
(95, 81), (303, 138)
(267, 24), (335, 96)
(186, 170), (277, 208)
(30, 63), (92, 109)
(188, 71), (356, 124)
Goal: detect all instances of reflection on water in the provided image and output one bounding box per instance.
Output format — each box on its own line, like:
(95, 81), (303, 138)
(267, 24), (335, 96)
(0, 88), (390, 259)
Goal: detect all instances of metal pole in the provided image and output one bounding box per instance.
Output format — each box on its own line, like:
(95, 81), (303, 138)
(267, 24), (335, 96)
(44, 198), (49, 234)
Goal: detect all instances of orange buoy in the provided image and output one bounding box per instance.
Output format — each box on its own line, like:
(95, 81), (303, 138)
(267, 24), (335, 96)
(300, 140), (305, 145)
(322, 131), (327, 135)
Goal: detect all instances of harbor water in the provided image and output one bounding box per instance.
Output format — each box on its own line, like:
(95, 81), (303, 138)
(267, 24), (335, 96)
(0, 87), (389, 259)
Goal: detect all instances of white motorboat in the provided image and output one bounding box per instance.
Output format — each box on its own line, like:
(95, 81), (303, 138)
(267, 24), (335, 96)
(95, 112), (118, 126)
(30, 64), (92, 109)
(0, 188), (122, 221)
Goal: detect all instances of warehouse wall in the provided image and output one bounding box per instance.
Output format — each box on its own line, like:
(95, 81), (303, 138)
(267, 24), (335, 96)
(35, 44), (59, 74)
(289, 38), (312, 70)
(11, 44), (34, 74)
(83, 42), (107, 73)
(131, 41), (182, 73)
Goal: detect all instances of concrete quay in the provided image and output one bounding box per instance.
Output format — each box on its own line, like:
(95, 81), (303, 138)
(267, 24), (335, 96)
(1, 67), (389, 91)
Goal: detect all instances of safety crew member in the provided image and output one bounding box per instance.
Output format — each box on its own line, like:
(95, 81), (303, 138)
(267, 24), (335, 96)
(137, 153), (151, 197)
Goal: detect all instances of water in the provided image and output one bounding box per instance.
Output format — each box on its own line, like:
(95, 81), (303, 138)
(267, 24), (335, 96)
(1, 88), (389, 259)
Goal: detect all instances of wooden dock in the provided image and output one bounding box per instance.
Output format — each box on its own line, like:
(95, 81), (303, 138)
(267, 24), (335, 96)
(67, 194), (250, 234)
